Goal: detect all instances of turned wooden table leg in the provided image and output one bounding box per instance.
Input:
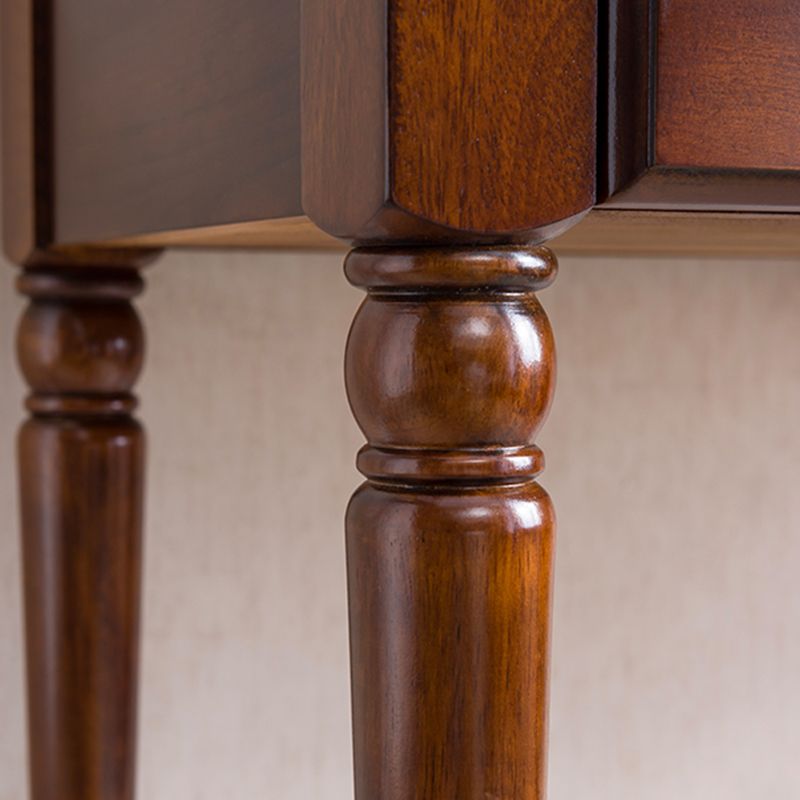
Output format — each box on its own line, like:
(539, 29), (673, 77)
(15, 268), (146, 800)
(344, 247), (557, 799)
(302, 0), (594, 791)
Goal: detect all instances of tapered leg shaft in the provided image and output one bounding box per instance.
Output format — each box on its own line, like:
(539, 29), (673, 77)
(16, 269), (145, 800)
(344, 247), (558, 799)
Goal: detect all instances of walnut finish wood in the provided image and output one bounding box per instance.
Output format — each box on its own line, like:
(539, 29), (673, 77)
(1, 0), (303, 254)
(6, 3), (800, 800)
(7, 0), (800, 254)
(602, 0), (800, 211)
(102, 210), (800, 258)
(0, 0), (160, 266)
(52, 0), (299, 245)
(656, 0), (800, 171)
(599, 0), (652, 201)
(302, 2), (597, 792)
(302, 0), (597, 243)
(16, 268), (146, 800)
(344, 248), (556, 799)
(1, 0), (47, 264)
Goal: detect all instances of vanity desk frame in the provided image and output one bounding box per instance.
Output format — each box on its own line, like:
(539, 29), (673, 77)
(3, 1), (800, 798)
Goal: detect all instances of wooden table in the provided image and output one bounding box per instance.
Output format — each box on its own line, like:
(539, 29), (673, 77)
(3, 1), (799, 798)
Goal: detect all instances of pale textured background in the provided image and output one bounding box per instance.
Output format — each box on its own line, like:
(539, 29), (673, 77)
(1, 246), (800, 799)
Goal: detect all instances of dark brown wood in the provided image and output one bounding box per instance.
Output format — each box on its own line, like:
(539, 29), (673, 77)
(303, 0), (597, 243)
(602, 0), (800, 211)
(302, 2), (596, 792)
(51, 0), (300, 245)
(599, 0), (652, 201)
(0, 0), (158, 265)
(606, 168), (800, 212)
(1, 0), (299, 255)
(7, 0), (800, 255)
(344, 248), (556, 798)
(1, 0), (51, 264)
(3, 2), (800, 799)
(656, 0), (800, 171)
(98, 210), (800, 257)
(16, 268), (146, 800)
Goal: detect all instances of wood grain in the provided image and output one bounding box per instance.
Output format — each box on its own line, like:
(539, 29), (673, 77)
(303, 0), (597, 242)
(344, 248), (557, 798)
(8, 0), (800, 253)
(656, 0), (800, 171)
(389, 0), (596, 235)
(16, 268), (146, 800)
(347, 482), (554, 799)
(301, 0), (386, 240)
(603, 0), (800, 211)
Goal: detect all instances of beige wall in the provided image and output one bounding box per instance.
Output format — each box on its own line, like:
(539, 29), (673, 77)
(1, 247), (799, 799)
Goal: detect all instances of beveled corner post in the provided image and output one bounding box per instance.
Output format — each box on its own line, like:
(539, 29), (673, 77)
(302, 0), (597, 796)
(3, 2), (156, 798)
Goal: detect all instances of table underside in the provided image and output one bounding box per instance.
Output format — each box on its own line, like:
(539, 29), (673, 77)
(3, 0), (800, 262)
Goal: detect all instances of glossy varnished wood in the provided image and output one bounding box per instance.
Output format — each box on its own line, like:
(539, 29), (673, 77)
(599, 0), (652, 201)
(656, 0), (800, 171)
(303, 0), (597, 242)
(602, 0), (800, 211)
(1, 0), (50, 263)
(1, 0), (300, 254)
(102, 210), (800, 258)
(0, 0), (159, 266)
(348, 483), (554, 799)
(53, 0), (300, 244)
(16, 269), (146, 800)
(344, 249), (557, 799)
(5, 1), (800, 798)
(301, 1), (596, 791)
(6, 0), (800, 253)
